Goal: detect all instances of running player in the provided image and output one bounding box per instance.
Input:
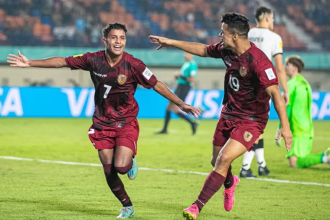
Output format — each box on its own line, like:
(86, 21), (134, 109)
(7, 23), (201, 219)
(156, 52), (199, 135)
(149, 13), (292, 219)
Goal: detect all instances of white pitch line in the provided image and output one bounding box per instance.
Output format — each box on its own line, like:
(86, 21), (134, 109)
(1, 156), (329, 187)
(262, 136), (330, 141)
(314, 137), (330, 141)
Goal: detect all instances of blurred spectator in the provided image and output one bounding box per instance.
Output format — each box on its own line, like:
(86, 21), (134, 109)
(0, 0), (328, 50)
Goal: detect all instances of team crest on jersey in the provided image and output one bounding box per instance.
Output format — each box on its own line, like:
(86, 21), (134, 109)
(244, 131), (253, 142)
(240, 66), (247, 77)
(117, 74), (127, 85)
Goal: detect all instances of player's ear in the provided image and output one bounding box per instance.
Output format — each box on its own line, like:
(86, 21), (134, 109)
(102, 38), (107, 46)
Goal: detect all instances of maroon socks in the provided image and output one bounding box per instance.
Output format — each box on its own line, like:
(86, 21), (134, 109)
(194, 171), (226, 211)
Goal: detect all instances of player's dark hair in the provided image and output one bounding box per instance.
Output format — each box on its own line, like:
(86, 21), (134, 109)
(286, 56), (305, 73)
(255, 7), (272, 22)
(102, 23), (127, 38)
(221, 13), (250, 37)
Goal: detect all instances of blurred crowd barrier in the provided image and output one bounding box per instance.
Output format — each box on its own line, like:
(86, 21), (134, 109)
(0, 86), (330, 120)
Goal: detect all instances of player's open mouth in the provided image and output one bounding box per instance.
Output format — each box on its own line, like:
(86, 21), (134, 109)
(113, 46), (122, 51)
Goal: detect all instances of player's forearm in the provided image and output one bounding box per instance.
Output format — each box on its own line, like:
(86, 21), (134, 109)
(169, 40), (208, 57)
(28, 57), (68, 68)
(186, 77), (195, 82)
(270, 88), (290, 129)
(276, 67), (288, 94)
(278, 98), (292, 129)
(180, 76), (195, 82)
(153, 81), (184, 107)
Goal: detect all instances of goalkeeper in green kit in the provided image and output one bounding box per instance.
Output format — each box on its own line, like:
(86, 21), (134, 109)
(276, 56), (330, 168)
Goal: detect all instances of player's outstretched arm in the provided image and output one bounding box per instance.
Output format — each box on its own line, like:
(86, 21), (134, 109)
(153, 81), (201, 118)
(7, 51), (67, 68)
(266, 85), (292, 152)
(149, 35), (209, 57)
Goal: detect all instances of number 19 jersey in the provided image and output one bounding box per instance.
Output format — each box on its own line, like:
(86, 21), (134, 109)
(207, 42), (278, 125)
(65, 51), (158, 129)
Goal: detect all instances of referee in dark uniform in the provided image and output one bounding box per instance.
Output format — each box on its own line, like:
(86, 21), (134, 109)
(156, 52), (198, 135)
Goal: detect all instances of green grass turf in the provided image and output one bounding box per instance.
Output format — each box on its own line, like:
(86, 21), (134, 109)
(0, 118), (329, 220)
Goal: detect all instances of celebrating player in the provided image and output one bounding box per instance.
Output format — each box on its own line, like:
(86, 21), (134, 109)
(240, 6), (289, 178)
(7, 23), (201, 219)
(149, 13), (292, 219)
(156, 52), (199, 135)
(276, 56), (330, 168)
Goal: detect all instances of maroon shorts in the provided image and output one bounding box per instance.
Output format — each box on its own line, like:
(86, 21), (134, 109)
(88, 119), (139, 155)
(212, 116), (265, 151)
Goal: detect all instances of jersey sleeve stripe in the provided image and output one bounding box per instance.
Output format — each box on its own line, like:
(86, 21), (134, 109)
(272, 53), (283, 57)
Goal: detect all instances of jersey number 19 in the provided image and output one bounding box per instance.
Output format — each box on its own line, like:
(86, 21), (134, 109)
(229, 75), (240, 92)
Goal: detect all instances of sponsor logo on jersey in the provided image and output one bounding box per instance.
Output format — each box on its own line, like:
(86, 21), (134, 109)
(240, 66), (247, 77)
(93, 71), (107, 78)
(244, 131), (253, 142)
(279, 41), (283, 49)
(225, 60), (232, 66)
(117, 74), (127, 85)
(249, 37), (264, 42)
(224, 56), (232, 66)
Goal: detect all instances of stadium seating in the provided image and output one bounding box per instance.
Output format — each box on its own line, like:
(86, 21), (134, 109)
(1, 0), (327, 50)
(269, 0), (330, 50)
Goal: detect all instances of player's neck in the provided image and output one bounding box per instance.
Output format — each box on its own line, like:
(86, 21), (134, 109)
(257, 23), (269, 29)
(233, 40), (251, 56)
(105, 52), (123, 67)
(289, 72), (299, 79)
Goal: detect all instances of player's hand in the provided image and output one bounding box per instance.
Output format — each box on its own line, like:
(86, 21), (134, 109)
(275, 127), (292, 152)
(149, 35), (172, 50)
(174, 71), (180, 79)
(7, 51), (30, 67)
(274, 128), (282, 147)
(178, 103), (201, 119)
(283, 92), (289, 106)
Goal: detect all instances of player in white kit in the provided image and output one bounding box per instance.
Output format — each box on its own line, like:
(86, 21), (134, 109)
(240, 6), (289, 177)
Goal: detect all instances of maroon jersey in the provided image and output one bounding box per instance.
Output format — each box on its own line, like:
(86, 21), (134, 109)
(65, 51), (157, 129)
(207, 42), (278, 125)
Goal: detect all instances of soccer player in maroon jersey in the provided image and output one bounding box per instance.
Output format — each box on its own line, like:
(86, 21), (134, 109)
(7, 23), (201, 219)
(149, 13), (292, 219)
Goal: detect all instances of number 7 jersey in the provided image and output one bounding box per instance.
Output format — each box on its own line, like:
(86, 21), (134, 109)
(207, 42), (278, 125)
(65, 51), (158, 128)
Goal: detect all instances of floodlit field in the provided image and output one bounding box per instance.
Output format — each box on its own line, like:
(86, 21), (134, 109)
(1, 118), (329, 220)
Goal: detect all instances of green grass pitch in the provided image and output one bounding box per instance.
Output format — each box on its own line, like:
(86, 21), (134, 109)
(0, 118), (329, 220)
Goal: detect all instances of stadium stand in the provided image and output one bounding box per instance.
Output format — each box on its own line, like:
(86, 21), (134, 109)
(269, 0), (330, 50)
(0, 0), (327, 51)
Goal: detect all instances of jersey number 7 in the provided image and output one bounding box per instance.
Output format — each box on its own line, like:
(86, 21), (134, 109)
(103, 84), (112, 99)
